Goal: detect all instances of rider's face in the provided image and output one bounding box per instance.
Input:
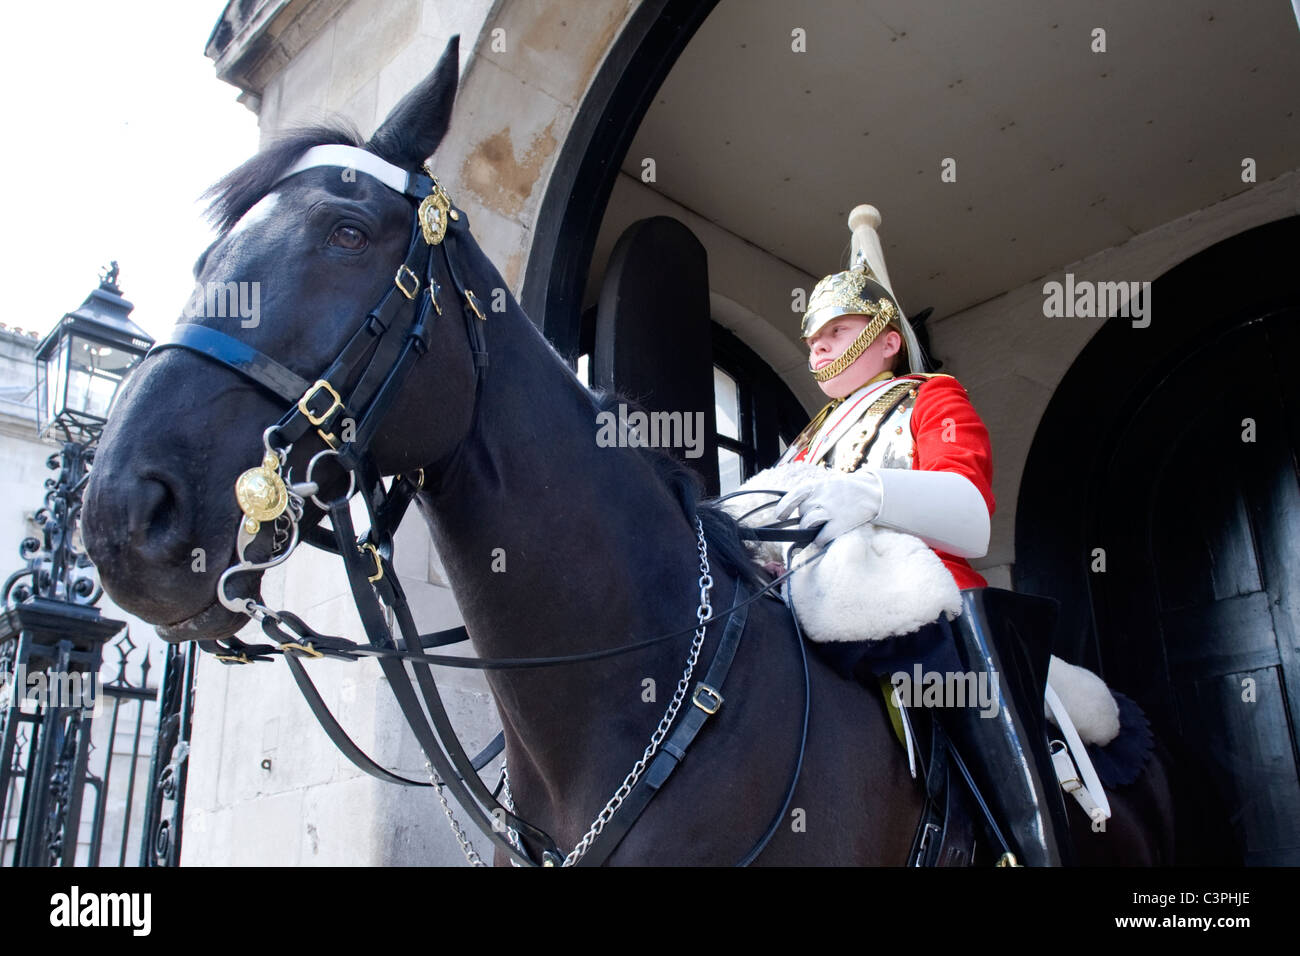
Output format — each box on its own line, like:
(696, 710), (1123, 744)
(805, 316), (901, 398)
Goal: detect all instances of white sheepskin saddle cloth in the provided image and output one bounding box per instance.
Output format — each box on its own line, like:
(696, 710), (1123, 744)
(720, 463), (1119, 746)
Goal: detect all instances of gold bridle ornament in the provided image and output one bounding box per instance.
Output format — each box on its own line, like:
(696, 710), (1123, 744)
(234, 450), (289, 534)
(417, 165), (457, 246)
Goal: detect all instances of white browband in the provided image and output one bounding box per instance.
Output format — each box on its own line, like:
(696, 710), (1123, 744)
(274, 144), (413, 195)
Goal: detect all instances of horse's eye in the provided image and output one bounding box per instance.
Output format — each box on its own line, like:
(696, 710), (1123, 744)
(329, 225), (368, 250)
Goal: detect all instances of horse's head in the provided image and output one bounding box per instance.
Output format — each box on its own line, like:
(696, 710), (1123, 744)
(83, 37), (480, 641)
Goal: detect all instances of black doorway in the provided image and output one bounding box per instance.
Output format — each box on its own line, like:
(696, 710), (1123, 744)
(1017, 216), (1300, 865)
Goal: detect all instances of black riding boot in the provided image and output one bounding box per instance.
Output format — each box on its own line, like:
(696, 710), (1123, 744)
(815, 586), (1074, 866)
(935, 587), (1073, 866)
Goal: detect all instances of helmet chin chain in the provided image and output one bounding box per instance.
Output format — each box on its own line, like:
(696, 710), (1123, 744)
(810, 308), (891, 382)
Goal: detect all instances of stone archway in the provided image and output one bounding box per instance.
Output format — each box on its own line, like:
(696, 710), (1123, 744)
(411, 0), (719, 315)
(516, 0), (719, 356)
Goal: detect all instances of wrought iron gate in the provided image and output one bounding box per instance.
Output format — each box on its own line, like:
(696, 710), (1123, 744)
(0, 624), (194, 867)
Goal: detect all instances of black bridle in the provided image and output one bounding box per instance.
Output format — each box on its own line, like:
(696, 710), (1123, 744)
(146, 154), (812, 866)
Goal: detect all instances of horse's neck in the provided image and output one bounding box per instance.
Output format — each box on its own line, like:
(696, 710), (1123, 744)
(418, 308), (718, 807)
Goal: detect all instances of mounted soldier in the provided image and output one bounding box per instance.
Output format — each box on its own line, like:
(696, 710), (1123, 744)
(747, 205), (1092, 865)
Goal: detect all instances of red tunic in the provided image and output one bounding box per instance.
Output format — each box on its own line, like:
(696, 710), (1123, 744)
(908, 375), (993, 589)
(791, 373), (994, 589)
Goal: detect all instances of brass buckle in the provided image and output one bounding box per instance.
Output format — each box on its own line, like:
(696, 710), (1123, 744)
(995, 852), (1021, 867)
(427, 283), (442, 315)
(692, 682), (723, 714)
(215, 652), (252, 665)
(298, 380), (343, 427)
(394, 263), (420, 299)
(360, 542), (384, 583)
(403, 468), (425, 490)
(464, 289), (486, 321)
(280, 642), (323, 659)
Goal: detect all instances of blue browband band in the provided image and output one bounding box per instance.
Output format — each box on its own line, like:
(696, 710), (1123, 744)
(152, 324), (311, 405)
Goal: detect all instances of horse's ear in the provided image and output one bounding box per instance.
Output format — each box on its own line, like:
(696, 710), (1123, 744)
(366, 35), (459, 170)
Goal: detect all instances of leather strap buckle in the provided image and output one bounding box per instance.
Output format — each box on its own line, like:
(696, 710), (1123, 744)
(299, 380), (343, 426)
(360, 542), (384, 583)
(691, 682), (723, 714)
(215, 652), (252, 665)
(280, 641), (323, 659)
(915, 822), (941, 863)
(394, 263), (420, 299)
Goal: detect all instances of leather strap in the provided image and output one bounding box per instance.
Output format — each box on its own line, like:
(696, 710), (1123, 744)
(209, 555), (822, 670)
(151, 324), (312, 405)
(277, 631), (503, 786)
(573, 578), (811, 868)
(1044, 684), (1111, 820)
(908, 716), (977, 866)
(576, 582), (754, 866)
(324, 497), (558, 864)
(734, 593), (811, 866)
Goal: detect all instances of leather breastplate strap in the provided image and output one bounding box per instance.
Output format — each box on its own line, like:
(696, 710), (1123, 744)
(575, 582), (754, 866)
(575, 579), (810, 867)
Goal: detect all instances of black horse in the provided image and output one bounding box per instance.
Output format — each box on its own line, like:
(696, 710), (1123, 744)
(82, 37), (1174, 865)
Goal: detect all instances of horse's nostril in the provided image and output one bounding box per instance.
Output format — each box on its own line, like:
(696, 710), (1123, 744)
(127, 475), (187, 559)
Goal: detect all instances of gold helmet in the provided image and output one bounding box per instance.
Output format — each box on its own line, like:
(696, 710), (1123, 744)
(802, 205), (927, 379)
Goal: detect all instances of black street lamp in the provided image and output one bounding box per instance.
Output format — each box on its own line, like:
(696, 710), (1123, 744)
(0, 265), (153, 866)
(34, 262), (153, 446)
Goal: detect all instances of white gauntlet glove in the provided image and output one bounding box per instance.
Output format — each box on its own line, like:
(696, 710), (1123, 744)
(776, 468), (990, 558)
(776, 471), (883, 547)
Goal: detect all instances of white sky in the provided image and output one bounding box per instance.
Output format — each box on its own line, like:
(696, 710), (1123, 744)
(0, 1), (260, 344)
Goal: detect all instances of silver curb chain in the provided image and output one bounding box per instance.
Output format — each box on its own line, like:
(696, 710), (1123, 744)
(426, 760), (486, 866)
(441, 516), (715, 867)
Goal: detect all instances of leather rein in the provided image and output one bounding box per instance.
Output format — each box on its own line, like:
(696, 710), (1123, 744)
(144, 146), (812, 867)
